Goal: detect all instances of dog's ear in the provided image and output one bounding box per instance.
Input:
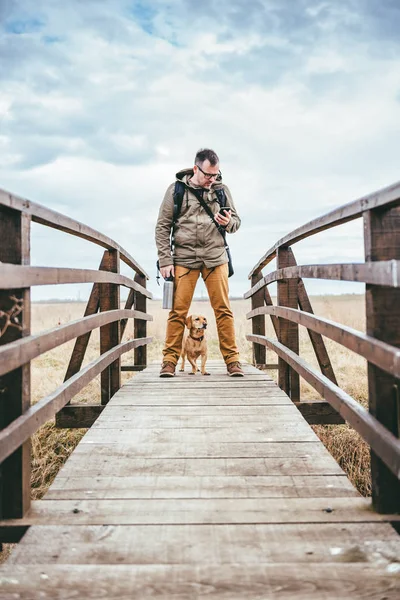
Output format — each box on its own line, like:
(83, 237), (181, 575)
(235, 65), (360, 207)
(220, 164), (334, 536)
(185, 316), (192, 329)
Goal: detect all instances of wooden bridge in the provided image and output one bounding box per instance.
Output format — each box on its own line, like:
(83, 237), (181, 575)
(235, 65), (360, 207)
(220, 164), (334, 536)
(1, 182), (400, 598)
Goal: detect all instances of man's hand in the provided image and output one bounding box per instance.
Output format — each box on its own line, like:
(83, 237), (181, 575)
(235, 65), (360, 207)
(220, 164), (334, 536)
(214, 209), (231, 227)
(160, 265), (175, 279)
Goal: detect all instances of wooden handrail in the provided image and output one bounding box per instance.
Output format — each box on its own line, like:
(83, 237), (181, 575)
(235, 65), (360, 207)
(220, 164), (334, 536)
(247, 306), (400, 379)
(0, 264), (152, 296)
(0, 187), (149, 279)
(249, 179), (400, 277)
(0, 336), (152, 464)
(247, 334), (400, 480)
(0, 309), (152, 377)
(244, 260), (400, 299)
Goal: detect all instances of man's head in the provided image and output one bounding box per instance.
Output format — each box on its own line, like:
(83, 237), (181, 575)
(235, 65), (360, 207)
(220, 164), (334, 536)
(192, 148), (220, 189)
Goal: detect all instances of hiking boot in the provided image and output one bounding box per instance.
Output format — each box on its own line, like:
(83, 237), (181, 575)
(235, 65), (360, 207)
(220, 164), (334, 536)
(227, 361), (244, 377)
(160, 361), (176, 377)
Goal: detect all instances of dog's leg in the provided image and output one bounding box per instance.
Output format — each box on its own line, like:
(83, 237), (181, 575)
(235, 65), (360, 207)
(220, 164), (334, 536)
(179, 349), (186, 372)
(201, 353), (210, 376)
(187, 356), (197, 375)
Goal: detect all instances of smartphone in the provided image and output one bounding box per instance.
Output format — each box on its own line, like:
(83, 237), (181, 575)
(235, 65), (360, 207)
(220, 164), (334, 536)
(218, 207), (231, 215)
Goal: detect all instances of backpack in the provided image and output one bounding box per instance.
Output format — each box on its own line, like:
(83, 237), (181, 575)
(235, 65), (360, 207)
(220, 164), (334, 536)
(172, 181), (227, 223)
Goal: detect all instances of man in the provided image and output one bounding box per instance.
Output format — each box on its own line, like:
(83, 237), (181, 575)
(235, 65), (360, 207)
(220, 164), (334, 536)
(155, 148), (243, 377)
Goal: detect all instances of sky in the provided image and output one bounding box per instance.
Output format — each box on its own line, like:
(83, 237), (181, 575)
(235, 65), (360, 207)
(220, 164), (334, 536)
(1, 0), (400, 301)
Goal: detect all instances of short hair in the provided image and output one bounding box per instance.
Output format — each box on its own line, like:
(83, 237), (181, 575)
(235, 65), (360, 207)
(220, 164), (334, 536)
(194, 148), (219, 166)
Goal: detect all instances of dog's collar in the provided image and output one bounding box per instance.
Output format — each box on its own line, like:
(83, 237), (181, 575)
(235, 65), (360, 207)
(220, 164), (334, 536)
(189, 334), (204, 342)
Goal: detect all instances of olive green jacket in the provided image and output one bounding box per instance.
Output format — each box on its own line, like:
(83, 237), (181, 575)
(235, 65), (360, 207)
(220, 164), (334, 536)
(155, 168), (241, 268)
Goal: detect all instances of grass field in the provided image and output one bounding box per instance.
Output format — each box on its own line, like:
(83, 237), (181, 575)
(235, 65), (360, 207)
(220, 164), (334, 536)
(1, 293), (370, 562)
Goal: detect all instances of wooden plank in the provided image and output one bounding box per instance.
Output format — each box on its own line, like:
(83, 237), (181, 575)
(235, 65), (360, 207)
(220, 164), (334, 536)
(294, 401), (345, 425)
(0, 207), (31, 519)
(0, 186), (149, 278)
(80, 427), (321, 444)
(0, 337), (152, 463)
(100, 250), (121, 404)
(364, 207), (400, 513)
(71, 440), (334, 458)
(245, 260), (400, 299)
(47, 474), (357, 499)
(0, 497), (392, 526)
(0, 263), (152, 295)
(1, 563), (399, 599)
(8, 522), (398, 565)
(263, 286), (280, 336)
(250, 272), (266, 366)
(248, 178), (400, 276)
(277, 247), (299, 400)
(134, 273), (148, 368)
(58, 456), (344, 478)
(247, 334), (400, 479)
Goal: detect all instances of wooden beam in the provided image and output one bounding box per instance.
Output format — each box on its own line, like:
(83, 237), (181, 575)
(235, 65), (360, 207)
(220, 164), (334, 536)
(247, 334), (400, 480)
(247, 305), (400, 380)
(250, 272), (266, 366)
(277, 247), (299, 401)
(0, 264), (152, 296)
(364, 206), (400, 514)
(245, 260), (400, 298)
(0, 207), (31, 519)
(0, 187), (149, 279)
(100, 250), (121, 404)
(263, 287), (279, 337)
(134, 273), (148, 369)
(249, 179), (400, 276)
(0, 336), (152, 463)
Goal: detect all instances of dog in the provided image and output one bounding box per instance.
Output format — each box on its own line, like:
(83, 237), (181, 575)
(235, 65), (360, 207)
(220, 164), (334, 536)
(179, 314), (210, 375)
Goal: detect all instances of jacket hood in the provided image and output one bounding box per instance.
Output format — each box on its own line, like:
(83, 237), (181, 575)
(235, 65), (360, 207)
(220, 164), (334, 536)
(175, 167), (223, 189)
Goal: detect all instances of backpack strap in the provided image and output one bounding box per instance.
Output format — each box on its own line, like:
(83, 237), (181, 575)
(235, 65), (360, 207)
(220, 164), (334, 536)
(173, 181), (186, 224)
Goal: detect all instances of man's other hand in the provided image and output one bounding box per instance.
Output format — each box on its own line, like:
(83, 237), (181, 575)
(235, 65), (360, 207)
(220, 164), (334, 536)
(160, 265), (175, 279)
(214, 209), (231, 227)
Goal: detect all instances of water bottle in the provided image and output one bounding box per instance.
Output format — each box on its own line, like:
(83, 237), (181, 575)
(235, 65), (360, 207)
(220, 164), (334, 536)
(162, 274), (174, 310)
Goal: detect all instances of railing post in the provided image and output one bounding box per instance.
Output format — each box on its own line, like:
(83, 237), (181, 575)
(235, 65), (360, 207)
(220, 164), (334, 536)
(251, 272), (266, 367)
(99, 249), (121, 404)
(364, 207), (400, 513)
(0, 206), (31, 518)
(134, 273), (147, 369)
(277, 246), (300, 401)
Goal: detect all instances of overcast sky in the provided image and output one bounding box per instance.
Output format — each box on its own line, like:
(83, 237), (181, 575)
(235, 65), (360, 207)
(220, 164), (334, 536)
(1, 0), (399, 300)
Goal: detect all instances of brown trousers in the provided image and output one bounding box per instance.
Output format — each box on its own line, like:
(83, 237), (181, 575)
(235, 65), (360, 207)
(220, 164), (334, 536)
(162, 263), (240, 365)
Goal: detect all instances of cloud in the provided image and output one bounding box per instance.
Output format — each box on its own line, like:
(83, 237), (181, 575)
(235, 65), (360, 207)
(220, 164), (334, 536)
(0, 0), (400, 301)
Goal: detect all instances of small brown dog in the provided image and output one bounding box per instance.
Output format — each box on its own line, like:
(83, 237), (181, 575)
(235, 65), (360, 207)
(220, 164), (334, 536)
(179, 314), (210, 375)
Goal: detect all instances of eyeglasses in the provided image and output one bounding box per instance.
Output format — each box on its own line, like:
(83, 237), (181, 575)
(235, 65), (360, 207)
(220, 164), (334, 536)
(196, 164), (221, 180)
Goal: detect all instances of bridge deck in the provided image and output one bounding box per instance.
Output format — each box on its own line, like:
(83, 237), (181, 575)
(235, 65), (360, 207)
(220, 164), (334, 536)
(1, 361), (399, 598)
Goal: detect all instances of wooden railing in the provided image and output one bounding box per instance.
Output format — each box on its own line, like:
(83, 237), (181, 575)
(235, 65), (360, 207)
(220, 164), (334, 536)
(0, 187), (153, 523)
(245, 180), (400, 514)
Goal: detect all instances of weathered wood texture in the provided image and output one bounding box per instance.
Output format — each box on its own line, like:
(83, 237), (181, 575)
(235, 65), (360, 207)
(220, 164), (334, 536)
(0, 206), (31, 519)
(134, 273), (148, 369)
(0, 263), (151, 295)
(100, 250), (121, 404)
(249, 179), (400, 276)
(0, 337), (152, 464)
(250, 272), (266, 366)
(1, 361), (399, 599)
(364, 206), (400, 513)
(0, 186), (149, 278)
(276, 247), (299, 400)
(247, 336), (400, 480)
(245, 260), (400, 299)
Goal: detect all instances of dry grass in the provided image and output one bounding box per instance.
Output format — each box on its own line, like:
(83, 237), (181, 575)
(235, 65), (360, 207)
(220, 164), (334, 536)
(1, 294), (371, 562)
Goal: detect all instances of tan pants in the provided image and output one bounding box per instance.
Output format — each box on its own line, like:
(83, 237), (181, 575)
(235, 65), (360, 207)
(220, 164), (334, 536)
(163, 263), (240, 365)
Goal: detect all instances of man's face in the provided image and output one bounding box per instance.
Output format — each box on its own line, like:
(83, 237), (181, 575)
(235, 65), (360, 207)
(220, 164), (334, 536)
(194, 160), (220, 188)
